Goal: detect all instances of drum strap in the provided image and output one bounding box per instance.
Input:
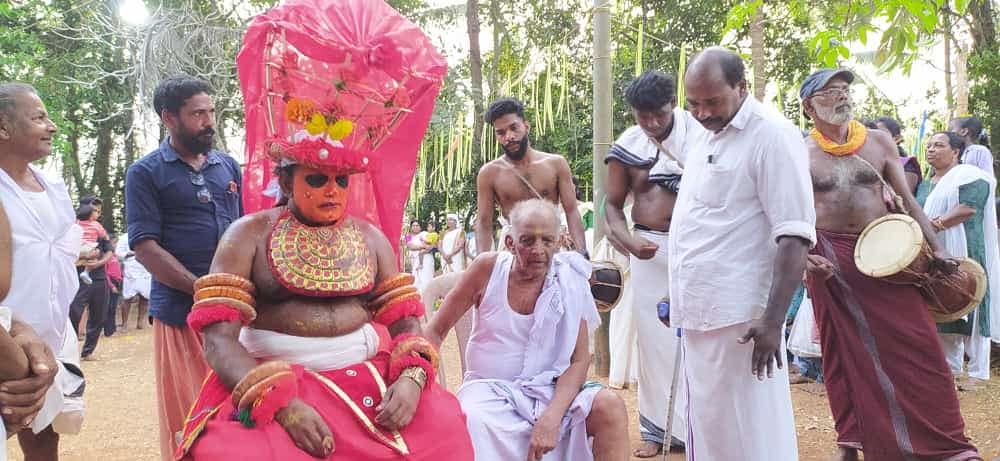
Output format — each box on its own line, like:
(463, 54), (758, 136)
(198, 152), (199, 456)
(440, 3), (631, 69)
(852, 155), (908, 214)
(499, 157), (544, 200)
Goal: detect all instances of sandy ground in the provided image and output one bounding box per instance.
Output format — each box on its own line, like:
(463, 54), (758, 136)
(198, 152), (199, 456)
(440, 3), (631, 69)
(7, 326), (1000, 461)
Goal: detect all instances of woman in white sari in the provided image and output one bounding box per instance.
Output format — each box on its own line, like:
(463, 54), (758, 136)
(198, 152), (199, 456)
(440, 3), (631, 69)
(406, 220), (436, 291)
(439, 213), (467, 273)
(917, 131), (1000, 389)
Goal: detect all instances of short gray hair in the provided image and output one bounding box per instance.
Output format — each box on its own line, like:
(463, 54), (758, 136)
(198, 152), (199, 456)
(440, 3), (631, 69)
(0, 82), (37, 123)
(509, 199), (560, 237)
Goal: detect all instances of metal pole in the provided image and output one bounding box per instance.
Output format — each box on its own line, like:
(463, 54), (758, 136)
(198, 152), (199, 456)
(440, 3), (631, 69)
(592, 0), (613, 378)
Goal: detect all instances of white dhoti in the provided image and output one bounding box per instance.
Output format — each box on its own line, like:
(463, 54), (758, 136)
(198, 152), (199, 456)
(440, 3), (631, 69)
(630, 228), (686, 446)
(238, 324), (378, 370)
(940, 312), (992, 380)
(458, 380), (601, 461)
(441, 229), (467, 273)
(122, 257), (152, 300)
(682, 322), (798, 461)
(31, 318), (86, 437)
(594, 235), (638, 389)
(411, 251), (435, 292)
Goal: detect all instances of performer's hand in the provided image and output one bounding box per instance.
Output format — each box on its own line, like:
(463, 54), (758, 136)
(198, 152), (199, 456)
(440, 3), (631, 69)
(376, 378), (420, 430)
(276, 399), (334, 458)
(0, 328), (57, 431)
(805, 254), (835, 280)
(526, 413), (560, 461)
(626, 236), (659, 260)
(931, 250), (959, 275)
(737, 318), (784, 381)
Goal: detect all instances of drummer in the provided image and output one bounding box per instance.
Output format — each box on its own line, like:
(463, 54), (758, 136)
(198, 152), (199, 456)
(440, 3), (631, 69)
(801, 69), (980, 461)
(916, 131), (999, 390)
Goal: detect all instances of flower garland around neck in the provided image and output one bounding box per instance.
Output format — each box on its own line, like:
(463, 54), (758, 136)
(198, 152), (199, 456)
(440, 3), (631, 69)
(810, 120), (867, 156)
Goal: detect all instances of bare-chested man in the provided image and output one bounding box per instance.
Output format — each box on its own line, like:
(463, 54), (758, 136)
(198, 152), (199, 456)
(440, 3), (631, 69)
(604, 70), (697, 457)
(175, 136), (473, 461)
(801, 69), (980, 461)
(475, 97), (587, 256)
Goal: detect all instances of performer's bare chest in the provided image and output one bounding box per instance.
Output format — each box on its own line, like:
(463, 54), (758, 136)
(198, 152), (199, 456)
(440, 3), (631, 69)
(811, 150), (884, 193)
(495, 169), (560, 214)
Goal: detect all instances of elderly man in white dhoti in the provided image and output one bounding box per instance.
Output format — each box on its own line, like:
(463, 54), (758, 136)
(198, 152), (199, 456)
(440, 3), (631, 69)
(439, 213), (467, 273)
(426, 199), (629, 461)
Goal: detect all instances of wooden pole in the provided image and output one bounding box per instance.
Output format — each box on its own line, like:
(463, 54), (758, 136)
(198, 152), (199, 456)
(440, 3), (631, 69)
(592, 0), (612, 378)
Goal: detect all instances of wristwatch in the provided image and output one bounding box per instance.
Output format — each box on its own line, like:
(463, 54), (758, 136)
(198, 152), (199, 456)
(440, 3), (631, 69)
(400, 366), (428, 390)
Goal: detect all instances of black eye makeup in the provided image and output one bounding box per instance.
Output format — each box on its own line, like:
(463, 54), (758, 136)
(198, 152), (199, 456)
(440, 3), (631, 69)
(335, 175), (349, 188)
(305, 173), (330, 188)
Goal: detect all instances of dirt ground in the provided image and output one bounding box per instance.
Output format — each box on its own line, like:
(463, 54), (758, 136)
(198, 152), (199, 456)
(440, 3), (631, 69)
(7, 326), (1000, 461)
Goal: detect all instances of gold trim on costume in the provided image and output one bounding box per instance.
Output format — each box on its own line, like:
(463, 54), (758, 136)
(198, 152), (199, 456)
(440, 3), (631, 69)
(268, 212), (377, 296)
(310, 367), (410, 455)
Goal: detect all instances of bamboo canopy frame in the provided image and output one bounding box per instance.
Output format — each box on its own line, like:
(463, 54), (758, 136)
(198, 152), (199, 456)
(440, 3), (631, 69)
(592, 0), (612, 378)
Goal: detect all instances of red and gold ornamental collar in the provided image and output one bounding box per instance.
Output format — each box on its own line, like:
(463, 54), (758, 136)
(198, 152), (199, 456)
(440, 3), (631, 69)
(267, 210), (376, 297)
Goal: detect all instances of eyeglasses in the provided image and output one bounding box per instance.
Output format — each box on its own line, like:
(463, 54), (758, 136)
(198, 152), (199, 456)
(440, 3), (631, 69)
(190, 172), (211, 204)
(811, 87), (854, 99)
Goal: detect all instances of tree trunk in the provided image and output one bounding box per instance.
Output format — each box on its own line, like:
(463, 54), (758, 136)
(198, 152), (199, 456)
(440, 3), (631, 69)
(943, 19), (953, 116)
(955, 45), (969, 116)
(91, 119), (115, 231)
(592, 0), (612, 378)
(968, 0), (997, 54)
(488, 0), (502, 98)
(467, 0), (485, 162)
(750, 3), (766, 101)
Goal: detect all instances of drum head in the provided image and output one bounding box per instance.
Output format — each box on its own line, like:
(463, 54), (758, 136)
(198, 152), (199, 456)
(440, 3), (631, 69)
(590, 260), (624, 313)
(931, 257), (987, 323)
(854, 214), (924, 278)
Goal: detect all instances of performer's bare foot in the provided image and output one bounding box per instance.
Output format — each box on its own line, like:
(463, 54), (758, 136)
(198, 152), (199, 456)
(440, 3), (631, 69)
(830, 446), (860, 461)
(633, 440), (663, 458)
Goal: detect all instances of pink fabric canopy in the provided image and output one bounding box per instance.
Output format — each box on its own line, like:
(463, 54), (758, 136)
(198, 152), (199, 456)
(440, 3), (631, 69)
(237, 0), (446, 265)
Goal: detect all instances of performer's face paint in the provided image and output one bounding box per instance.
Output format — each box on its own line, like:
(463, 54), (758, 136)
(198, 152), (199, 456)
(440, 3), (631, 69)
(632, 102), (675, 141)
(807, 79), (853, 125)
(290, 166), (349, 225)
(492, 113), (530, 161)
(684, 68), (747, 133)
(165, 92), (216, 154)
(506, 212), (559, 276)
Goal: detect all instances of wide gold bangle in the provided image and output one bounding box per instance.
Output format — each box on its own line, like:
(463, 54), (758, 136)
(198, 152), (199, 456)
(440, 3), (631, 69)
(399, 366), (427, 390)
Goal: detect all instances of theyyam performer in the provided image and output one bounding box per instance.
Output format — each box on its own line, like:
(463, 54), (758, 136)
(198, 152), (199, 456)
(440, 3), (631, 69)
(175, 0), (473, 459)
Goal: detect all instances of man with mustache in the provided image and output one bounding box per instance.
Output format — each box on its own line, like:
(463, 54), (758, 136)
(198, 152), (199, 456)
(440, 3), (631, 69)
(125, 75), (243, 461)
(801, 69), (980, 461)
(475, 97), (587, 257)
(669, 47), (814, 460)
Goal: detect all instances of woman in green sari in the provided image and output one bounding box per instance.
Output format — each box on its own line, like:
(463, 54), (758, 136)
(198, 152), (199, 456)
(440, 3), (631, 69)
(917, 131), (999, 390)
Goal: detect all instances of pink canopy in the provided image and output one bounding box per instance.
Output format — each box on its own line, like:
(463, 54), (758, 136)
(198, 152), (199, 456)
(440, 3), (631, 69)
(237, 0), (446, 264)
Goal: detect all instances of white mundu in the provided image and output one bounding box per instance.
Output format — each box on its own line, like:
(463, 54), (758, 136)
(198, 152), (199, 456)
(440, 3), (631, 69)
(669, 96), (815, 461)
(441, 227), (467, 273)
(458, 251), (601, 461)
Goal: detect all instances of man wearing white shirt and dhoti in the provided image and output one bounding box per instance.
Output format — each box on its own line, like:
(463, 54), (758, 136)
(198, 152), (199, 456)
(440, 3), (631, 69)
(669, 48), (815, 460)
(605, 70), (699, 457)
(0, 82), (86, 460)
(439, 213), (467, 273)
(426, 199), (629, 461)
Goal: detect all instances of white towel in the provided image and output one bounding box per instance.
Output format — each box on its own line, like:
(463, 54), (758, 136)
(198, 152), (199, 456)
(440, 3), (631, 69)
(239, 324), (379, 372)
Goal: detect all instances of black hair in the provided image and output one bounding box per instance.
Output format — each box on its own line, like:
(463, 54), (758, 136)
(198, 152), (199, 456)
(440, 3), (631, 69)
(153, 75), (213, 118)
(876, 116), (902, 138)
(76, 204), (96, 221)
(625, 71), (676, 111)
(485, 97), (526, 124)
(0, 82), (36, 124)
(860, 119), (878, 130)
(79, 195), (102, 206)
(718, 52), (746, 87)
(932, 131), (966, 162)
(952, 116), (990, 149)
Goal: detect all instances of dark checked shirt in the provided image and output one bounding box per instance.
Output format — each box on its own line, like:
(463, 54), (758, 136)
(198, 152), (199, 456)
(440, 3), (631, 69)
(125, 137), (243, 327)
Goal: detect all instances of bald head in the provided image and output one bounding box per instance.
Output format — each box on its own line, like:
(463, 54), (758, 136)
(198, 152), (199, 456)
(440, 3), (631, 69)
(685, 47), (745, 88)
(509, 199), (560, 239)
(683, 47), (748, 133)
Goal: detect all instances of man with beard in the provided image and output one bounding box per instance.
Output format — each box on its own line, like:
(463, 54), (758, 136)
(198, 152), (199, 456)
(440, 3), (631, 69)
(669, 48), (814, 460)
(475, 97), (587, 256)
(125, 75), (243, 461)
(604, 70), (697, 457)
(801, 69), (980, 461)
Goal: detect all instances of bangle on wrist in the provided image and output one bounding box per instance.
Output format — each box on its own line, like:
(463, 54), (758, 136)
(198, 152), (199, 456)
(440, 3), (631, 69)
(399, 366), (428, 390)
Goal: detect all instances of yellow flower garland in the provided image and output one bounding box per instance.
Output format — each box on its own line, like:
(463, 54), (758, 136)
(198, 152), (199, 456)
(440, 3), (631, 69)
(810, 120), (867, 156)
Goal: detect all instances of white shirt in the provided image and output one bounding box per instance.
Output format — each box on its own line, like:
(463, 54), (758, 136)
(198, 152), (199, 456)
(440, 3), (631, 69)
(0, 166), (81, 351)
(668, 96), (816, 331)
(961, 144), (994, 179)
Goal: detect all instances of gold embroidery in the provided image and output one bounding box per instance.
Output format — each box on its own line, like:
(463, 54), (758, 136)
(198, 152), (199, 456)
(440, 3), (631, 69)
(310, 367), (410, 455)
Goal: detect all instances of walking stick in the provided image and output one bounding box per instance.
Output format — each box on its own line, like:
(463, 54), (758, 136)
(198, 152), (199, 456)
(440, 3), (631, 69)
(658, 300), (683, 461)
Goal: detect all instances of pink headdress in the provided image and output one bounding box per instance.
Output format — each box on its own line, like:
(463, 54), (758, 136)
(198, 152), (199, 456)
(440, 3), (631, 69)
(237, 0), (446, 261)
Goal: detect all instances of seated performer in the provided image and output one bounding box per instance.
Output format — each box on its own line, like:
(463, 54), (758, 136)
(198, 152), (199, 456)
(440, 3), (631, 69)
(175, 1), (473, 459)
(426, 199), (629, 461)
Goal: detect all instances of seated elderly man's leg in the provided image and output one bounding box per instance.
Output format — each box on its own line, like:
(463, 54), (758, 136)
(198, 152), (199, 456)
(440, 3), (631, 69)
(17, 425), (59, 461)
(586, 388), (629, 461)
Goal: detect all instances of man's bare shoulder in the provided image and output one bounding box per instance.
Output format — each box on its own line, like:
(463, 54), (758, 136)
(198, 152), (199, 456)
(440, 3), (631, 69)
(479, 158), (507, 175)
(466, 251), (501, 279)
(866, 129), (899, 159)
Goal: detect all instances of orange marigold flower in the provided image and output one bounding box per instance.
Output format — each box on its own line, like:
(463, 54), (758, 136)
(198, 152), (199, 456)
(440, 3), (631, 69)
(285, 98), (317, 124)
